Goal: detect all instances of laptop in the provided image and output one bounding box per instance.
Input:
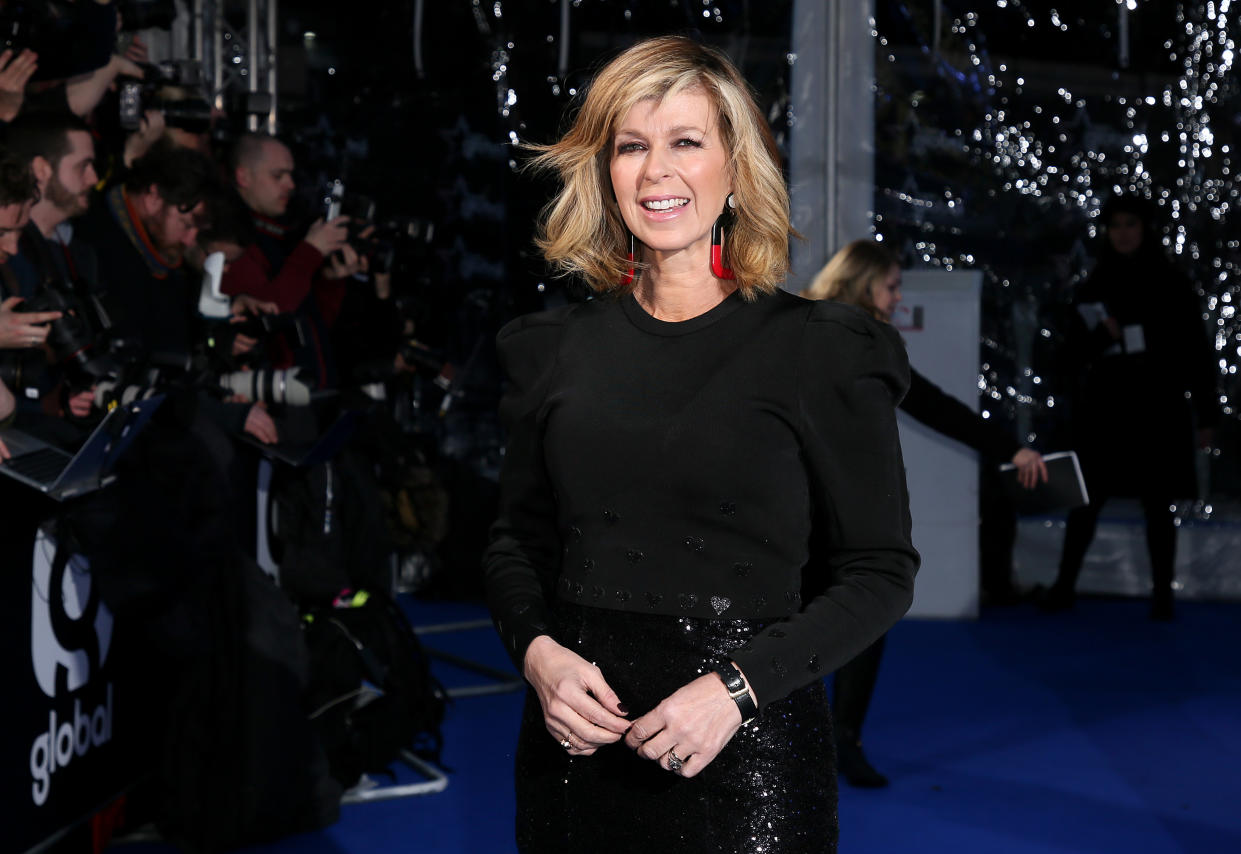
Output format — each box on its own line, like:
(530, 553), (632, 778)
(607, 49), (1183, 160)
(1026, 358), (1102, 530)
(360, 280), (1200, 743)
(0, 395), (164, 501)
(999, 450), (1090, 514)
(239, 408), (358, 467)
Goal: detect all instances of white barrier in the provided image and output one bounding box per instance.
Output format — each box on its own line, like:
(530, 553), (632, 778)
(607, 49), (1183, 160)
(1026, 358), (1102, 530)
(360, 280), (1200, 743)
(894, 270), (985, 618)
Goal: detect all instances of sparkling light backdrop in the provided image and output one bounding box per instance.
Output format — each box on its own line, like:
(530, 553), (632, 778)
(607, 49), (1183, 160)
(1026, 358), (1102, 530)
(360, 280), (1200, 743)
(874, 0), (1240, 499)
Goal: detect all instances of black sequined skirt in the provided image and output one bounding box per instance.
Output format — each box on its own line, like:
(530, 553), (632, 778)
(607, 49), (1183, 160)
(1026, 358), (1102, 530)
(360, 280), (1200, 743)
(514, 602), (837, 854)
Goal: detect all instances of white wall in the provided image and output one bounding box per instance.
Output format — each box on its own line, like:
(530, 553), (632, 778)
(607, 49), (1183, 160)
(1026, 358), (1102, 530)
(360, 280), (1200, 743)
(895, 270), (983, 618)
(788, 0), (876, 288)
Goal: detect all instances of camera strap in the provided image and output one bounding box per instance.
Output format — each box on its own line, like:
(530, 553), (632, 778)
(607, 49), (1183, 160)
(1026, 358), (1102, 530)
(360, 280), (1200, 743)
(0, 259), (20, 300)
(58, 240), (81, 282)
(20, 222), (65, 295)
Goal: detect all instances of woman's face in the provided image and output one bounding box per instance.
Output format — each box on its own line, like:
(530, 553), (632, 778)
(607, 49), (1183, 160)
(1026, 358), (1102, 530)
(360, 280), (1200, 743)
(1106, 212), (1144, 256)
(609, 88), (732, 266)
(870, 264), (903, 321)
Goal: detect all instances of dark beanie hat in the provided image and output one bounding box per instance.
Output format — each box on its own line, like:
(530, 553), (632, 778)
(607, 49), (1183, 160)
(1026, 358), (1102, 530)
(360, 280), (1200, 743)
(1100, 193), (1156, 227)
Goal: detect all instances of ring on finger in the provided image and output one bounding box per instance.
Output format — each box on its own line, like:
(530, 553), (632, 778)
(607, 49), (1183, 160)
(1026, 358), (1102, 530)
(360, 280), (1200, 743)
(666, 748), (685, 774)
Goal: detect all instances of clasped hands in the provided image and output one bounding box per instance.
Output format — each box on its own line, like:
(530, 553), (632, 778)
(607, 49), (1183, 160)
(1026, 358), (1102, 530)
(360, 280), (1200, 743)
(523, 634), (746, 778)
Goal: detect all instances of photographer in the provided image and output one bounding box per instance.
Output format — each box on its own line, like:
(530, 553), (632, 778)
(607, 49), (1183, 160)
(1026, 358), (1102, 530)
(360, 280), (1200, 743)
(0, 48), (39, 123)
(74, 139), (275, 443)
(0, 149), (49, 341)
(223, 133), (361, 389)
(0, 1), (142, 121)
(77, 138), (209, 356)
(1, 113), (101, 420)
(67, 42), (147, 122)
(0, 147), (93, 433)
(4, 112), (99, 289)
(115, 59), (219, 168)
(11, 0), (119, 85)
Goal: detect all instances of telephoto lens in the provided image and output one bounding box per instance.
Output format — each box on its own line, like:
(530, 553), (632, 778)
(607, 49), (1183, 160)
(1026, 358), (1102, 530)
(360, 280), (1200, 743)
(92, 378), (158, 410)
(219, 367), (312, 406)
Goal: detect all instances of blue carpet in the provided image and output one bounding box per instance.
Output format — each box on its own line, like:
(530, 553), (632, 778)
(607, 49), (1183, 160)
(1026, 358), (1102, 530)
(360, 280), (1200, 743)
(107, 597), (1241, 853)
(839, 600), (1241, 853)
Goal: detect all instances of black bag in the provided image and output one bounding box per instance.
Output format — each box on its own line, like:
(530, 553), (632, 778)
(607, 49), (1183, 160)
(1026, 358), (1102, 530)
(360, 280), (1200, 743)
(265, 405), (392, 604)
(149, 559), (343, 851)
(302, 589), (447, 789)
(87, 417), (342, 852)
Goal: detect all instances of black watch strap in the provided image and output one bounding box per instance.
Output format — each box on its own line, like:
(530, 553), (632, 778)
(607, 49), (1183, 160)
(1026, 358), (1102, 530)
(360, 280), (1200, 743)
(712, 660), (758, 724)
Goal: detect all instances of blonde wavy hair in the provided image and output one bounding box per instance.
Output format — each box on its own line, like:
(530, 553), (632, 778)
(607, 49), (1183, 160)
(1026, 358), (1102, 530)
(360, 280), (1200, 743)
(802, 239), (899, 321)
(528, 35), (793, 298)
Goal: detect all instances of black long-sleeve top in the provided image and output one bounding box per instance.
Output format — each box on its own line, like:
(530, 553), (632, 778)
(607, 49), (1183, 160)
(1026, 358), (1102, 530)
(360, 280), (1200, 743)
(483, 289), (920, 710)
(901, 367), (1020, 461)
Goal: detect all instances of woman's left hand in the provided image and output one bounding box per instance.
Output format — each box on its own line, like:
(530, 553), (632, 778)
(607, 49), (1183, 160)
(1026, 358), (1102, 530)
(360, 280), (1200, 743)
(624, 672), (747, 778)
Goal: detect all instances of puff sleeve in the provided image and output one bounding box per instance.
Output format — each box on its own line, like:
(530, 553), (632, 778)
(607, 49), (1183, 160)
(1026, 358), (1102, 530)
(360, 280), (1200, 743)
(731, 303), (920, 709)
(482, 307), (576, 672)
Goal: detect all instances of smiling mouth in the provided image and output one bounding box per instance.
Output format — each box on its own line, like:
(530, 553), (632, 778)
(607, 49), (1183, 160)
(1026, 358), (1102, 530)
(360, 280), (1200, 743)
(642, 198), (689, 211)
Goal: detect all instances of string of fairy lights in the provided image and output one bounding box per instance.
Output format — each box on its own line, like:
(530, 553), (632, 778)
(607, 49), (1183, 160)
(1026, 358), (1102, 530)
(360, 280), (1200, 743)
(874, 1), (1241, 459)
(469, 0), (1237, 493)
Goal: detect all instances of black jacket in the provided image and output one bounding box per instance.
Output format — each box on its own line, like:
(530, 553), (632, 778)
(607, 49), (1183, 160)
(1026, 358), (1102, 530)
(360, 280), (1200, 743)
(1061, 247), (1216, 496)
(900, 366), (1021, 462)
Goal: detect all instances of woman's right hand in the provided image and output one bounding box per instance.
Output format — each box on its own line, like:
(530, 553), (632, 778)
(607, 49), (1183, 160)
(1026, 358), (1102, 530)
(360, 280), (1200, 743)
(1011, 447), (1048, 489)
(523, 634), (631, 756)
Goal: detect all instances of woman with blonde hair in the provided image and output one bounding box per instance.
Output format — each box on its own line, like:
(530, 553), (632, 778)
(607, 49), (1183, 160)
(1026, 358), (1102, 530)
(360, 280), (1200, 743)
(803, 238), (902, 318)
(804, 239), (1045, 787)
(484, 38), (918, 852)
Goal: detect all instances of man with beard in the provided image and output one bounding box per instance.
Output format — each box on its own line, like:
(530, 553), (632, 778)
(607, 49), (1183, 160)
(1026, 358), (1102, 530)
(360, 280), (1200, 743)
(4, 112), (101, 300)
(1, 115), (101, 423)
(76, 138), (213, 357)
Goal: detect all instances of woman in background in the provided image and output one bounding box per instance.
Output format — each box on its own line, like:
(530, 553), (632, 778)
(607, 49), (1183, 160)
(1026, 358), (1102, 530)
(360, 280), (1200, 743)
(1044, 195), (1217, 620)
(804, 239), (1046, 786)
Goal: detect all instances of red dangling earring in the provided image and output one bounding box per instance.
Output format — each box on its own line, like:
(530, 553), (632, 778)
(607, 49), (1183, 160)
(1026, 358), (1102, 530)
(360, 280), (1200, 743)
(621, 232), (636, 286)
(710, 194), (737, 280)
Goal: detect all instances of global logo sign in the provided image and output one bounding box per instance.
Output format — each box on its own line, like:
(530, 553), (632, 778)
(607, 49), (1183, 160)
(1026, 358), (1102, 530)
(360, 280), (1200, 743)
(29, 528), (115, 807)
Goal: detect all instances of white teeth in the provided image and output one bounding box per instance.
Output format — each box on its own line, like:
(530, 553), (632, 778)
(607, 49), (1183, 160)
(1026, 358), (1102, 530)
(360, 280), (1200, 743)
(642, 198), (689, 211)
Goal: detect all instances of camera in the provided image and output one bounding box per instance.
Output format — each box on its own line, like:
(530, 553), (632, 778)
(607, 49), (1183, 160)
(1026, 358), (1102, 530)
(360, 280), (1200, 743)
(0, 1), (42, 53)
(230, 312), (309, 345)
(0, 346), (48, 398)
(91, 370), (161, 410)
(87, 348), (203, 411)
(15, 288), (118, 389)
(320, 180), (375, 240)
(367, 216), (435, 276)
(203, 311), (310, 372)
(119, 61), (214, 133)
